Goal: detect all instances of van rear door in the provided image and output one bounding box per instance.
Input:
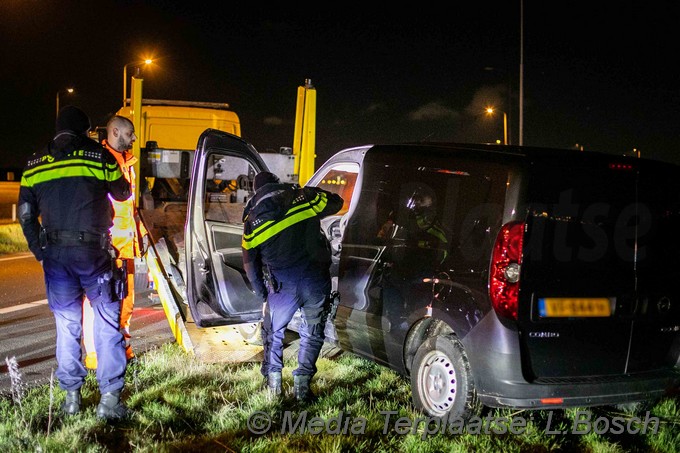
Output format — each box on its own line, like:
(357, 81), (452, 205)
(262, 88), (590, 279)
(628, 161), (680, 371)
(519, 153), (680, 379)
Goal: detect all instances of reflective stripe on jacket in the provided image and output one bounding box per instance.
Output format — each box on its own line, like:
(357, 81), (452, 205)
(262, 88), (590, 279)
(241, 183), (343, 298)
(103, 140), (148, 259)
(18, 133), (130, 261)
(242, 191), (333, 250)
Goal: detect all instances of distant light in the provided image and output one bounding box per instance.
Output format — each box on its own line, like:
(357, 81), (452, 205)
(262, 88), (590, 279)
(608, 163), (634, 171)
(322, 176), (346, 185)
(436, 169), (470, 176)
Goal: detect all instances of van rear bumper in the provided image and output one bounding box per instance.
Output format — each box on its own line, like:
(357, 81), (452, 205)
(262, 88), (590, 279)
(463, 312), (680, 410)
(477, 370), (680, 410)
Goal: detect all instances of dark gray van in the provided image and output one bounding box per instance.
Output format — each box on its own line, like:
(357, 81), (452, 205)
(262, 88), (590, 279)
(185, 130), (680, 421)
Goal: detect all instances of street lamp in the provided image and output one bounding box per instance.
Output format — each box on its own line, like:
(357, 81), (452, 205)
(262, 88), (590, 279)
(123, 59), (153, 107)
(485, 107), (508, 145)
(56, 87), (75, 117)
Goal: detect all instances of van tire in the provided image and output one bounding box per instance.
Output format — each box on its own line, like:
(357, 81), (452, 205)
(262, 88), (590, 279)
(411, 335), (482, 422)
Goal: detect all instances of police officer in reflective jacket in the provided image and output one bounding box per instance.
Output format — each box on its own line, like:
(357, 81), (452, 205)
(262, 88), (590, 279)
(242, 171), (343, 401)
(18, 105), (132, 420)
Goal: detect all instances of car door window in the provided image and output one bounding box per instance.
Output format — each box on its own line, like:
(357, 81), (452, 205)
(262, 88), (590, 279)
(204, 154), (256, 224)
(312, 163), (359, 216)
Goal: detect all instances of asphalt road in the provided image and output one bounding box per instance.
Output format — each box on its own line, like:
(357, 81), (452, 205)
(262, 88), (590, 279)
(0, 252), (315, 395)
(0, 253), (175, 394)
(0, 253), (46, 308)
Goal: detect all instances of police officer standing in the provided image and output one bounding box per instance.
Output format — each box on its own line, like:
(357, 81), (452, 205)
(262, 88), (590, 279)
(242, 171), (343, 401)
(18, 105), (132, 420)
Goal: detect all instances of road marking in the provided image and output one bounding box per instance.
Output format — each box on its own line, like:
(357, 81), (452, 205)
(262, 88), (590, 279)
(0, 299), (48, 314)
(0, 252), (33, 262)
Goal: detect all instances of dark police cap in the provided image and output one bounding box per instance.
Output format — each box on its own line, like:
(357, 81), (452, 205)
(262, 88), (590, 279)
(56, 105), (91, 134)
(254, 171), (280, 191)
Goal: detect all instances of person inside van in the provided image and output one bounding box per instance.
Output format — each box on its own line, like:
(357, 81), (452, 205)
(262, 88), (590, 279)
(406, 189), (448, 249)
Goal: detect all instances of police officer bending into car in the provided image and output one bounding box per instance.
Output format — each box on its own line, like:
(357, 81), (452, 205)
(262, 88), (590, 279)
(18, 105), (132, 420)
(242, 171), (343, 401)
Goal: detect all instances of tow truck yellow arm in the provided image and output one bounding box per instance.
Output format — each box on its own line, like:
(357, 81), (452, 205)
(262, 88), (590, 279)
(293, 79), (317, 186)
(129, 76), (144, 206)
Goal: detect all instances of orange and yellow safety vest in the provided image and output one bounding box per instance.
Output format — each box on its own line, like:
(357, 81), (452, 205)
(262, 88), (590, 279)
(103, 139), (148, 259)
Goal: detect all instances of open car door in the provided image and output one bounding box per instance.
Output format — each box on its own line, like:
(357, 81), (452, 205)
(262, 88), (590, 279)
(185, 129), (269, 327)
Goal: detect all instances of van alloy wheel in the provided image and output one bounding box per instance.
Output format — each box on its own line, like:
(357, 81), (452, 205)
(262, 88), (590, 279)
(411, 335), (482, 422)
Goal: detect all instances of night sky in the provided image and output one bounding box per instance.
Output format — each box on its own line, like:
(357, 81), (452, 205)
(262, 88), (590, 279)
(1, 1), (679, 171)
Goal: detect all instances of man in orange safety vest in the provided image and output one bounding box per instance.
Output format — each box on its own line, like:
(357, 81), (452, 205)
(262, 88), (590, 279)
(83, 115), (148, 368)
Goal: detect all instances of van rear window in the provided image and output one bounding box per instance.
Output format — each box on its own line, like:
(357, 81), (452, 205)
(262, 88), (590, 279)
(525, 157), (680, 272)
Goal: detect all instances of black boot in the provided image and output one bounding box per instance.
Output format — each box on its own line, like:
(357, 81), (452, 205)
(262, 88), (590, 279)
(267, 371), (282, 395)
(96, 390), (128, 420)
(61, 389), (81, 415)
(294, 374), (315, 402)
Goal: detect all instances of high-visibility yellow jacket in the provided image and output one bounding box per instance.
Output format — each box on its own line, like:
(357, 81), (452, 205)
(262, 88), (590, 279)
(103, 140), (148, 259)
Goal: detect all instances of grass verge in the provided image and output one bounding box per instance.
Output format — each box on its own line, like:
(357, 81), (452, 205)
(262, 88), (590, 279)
(0, 222), (29, 255)
(1, 343), (679, 452)
(1, 226), (679, 451)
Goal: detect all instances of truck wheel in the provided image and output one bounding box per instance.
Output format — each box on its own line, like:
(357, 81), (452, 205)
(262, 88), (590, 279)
(411, 335), (482, 422)
(238, 322), (262, 345)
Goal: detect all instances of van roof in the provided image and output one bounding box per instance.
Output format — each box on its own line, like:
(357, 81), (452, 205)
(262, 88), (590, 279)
(364, 142), (677, 169)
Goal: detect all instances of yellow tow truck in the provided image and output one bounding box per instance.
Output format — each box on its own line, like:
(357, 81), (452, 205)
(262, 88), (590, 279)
(113, 76), (318, 362)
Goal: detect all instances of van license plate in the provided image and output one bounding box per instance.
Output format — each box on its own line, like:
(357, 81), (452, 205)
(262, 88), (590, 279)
(538, 298), (612, 317)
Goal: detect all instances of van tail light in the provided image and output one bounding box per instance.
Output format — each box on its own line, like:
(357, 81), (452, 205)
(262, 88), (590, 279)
(489, 221), (525, 320)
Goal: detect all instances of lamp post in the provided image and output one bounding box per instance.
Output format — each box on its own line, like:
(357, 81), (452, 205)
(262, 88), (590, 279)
(485, 107), (508, 145)
(123, 59), (152, 107)
(56, 87), (75, 117)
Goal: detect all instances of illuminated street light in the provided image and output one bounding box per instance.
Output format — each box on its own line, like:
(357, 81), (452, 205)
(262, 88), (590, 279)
(56, 87), (75, 118)
(485, 107), (508, 145)
(123, 59), (153, 107)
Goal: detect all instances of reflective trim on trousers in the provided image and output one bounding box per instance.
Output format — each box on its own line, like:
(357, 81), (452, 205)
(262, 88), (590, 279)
(43, 246), (126, 393)
(260, 272), (330, 377)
